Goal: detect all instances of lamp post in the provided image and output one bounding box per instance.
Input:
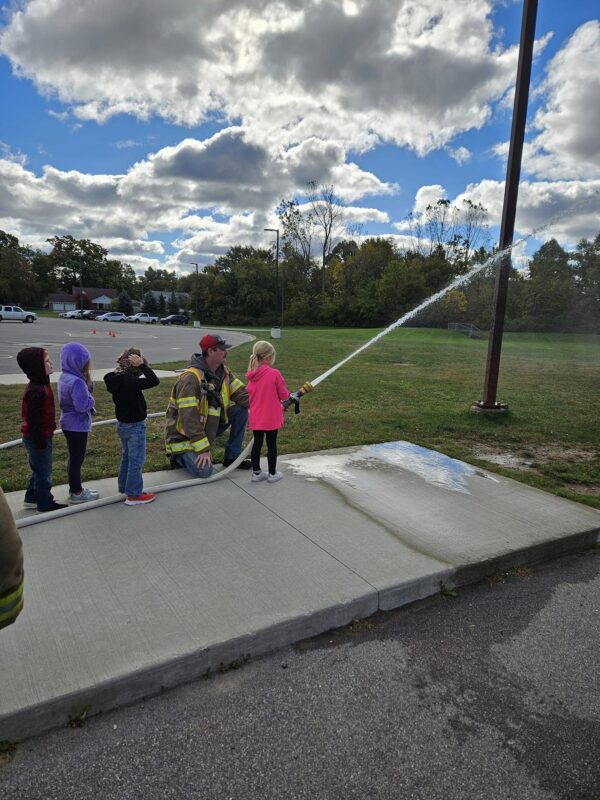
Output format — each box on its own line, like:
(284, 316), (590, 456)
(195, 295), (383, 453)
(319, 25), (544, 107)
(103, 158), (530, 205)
(264, 228), (282, 328)
(189, 262), (200, 325)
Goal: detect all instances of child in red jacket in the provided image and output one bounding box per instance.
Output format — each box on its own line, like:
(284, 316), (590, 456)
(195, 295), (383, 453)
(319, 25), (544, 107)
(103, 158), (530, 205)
(245, 340), (290, 483)
(16, 347), (67, 512)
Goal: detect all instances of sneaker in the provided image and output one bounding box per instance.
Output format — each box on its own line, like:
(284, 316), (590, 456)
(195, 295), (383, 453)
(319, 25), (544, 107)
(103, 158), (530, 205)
(23, 499), (37, 509)
(251, 470), (269, 482)
(223, 458), (253, 470)
(69, 488), (99, 504)
(38, 502), (68, 512)
(125, 493), (156, 506)
(267, 471), (283, 483)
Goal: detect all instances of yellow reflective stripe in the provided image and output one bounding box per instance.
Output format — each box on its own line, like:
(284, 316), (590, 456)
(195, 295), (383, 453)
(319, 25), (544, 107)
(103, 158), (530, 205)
(166, 437), (209, 454)
(207, 407), (221, 417)
(176, 397), (198, 409)
(0, 581), (24, 622)
(0, 579), (24, 609)
(230, 378), (243, 393)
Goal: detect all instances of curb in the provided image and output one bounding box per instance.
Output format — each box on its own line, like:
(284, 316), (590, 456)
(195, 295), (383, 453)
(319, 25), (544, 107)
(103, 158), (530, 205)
(2, 527), (598, 742)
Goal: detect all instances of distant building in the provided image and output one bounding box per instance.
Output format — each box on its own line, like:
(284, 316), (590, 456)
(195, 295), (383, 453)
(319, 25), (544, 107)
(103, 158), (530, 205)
(47, 292), (77, 312)
(46, 286), (118, 312)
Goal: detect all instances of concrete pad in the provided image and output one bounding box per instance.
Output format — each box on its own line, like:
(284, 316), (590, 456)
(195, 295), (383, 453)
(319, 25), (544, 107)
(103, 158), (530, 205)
(1, 440), (598, 741)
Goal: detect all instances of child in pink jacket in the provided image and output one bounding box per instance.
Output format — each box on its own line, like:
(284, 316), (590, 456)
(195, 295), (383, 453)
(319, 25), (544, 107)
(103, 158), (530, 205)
(245, 340), (290, 483)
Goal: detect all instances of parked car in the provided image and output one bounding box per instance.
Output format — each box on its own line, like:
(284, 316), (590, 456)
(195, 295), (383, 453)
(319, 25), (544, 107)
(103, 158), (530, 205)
(82, 309), (102, 320)
(59, 309), (84, 319)
(96, 311), (128, 322)
(0, 305), (37, 323)
(159, 314), (189, 326)
(126, 312), (158, 324)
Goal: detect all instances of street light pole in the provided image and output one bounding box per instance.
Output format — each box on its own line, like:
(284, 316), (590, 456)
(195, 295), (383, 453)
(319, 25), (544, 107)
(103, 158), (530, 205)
(264, 228), (281, 327)
(189, 262), (200, 324)
(474, 0), (538, 412)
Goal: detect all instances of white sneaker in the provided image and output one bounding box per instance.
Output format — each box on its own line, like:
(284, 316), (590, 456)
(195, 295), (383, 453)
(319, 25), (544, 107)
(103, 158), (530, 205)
(69, 488), (99, 504)
(267, 471), (283, 483)
(252, 471), (269, 482)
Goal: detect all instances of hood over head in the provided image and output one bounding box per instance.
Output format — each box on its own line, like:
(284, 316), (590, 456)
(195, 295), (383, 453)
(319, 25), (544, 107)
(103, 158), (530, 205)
(16, 347), (48, 385)
(60, 342), (91, 375)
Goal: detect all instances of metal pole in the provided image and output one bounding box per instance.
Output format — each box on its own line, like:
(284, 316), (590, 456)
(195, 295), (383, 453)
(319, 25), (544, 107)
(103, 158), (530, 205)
(190, 262), (199, 322)
(264, 228), (280, 327)
(475, 0), (538, 412)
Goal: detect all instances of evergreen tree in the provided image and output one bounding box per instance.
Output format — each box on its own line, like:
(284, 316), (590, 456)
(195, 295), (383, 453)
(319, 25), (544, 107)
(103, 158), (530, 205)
(117, 290), (134, 315)
(168, 291), (179, 314)
(158, 293), (167, 316)
(141, 291), (158, 315)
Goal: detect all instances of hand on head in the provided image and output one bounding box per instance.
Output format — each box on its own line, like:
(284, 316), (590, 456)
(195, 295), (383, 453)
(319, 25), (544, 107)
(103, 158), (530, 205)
(128, 353), (144, 368)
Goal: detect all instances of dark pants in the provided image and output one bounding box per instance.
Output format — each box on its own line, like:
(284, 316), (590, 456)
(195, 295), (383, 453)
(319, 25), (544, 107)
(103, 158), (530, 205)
(63, 430), (88, 494)
(251, 430), (278, 474)
(23, 437), (55, 511)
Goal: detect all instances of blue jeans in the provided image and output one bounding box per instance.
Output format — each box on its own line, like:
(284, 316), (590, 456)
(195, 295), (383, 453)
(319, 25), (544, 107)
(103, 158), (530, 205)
(175, 404), (248, 479)
(117, 421), (147, 497)
(23, 436), (55, 511)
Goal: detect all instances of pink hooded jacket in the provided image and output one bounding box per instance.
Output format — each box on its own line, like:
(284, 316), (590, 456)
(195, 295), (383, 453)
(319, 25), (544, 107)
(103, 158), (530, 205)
(245, 364), (290, 431)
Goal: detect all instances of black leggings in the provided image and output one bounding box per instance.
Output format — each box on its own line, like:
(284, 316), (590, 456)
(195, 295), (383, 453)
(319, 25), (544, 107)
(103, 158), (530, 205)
(63, 430), (88, 493)
(251, 430), (278, 474)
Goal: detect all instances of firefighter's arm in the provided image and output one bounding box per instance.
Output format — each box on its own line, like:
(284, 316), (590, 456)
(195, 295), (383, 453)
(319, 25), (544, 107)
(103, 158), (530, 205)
(0, 487), (24, 631)
(228, 371), (249, 408)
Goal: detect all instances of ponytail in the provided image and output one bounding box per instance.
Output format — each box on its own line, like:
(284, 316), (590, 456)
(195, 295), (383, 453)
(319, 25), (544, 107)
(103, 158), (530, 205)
(248, 340), (276, 371)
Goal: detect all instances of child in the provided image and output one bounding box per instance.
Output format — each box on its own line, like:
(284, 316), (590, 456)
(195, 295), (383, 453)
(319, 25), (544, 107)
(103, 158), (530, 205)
(16, 347), (67, 512)
(104, 348), (160, 506)
(58, 342), (99, 504)
(245, 340), (290, 483)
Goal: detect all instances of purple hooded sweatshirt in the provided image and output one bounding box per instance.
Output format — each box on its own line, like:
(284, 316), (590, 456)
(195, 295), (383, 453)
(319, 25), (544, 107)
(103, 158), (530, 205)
(58, 342), (95, 432)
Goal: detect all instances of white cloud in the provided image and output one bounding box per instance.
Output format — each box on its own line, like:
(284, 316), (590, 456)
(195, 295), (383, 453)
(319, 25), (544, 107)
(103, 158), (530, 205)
(447, 146), (472, 165)
(1, 0), (522, 155)
(495, 21), (600, 181)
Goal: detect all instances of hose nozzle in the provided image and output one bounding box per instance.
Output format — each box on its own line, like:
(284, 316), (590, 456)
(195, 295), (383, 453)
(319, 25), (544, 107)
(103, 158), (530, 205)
(282, 381), (314, 414)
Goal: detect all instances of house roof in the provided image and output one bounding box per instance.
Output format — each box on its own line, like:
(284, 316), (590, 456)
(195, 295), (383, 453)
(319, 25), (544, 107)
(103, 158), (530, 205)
(47, 292), (76, 302)
(72, 286), (118, 300)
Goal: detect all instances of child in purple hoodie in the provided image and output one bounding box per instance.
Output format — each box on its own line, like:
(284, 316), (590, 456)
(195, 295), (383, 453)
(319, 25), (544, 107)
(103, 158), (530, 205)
(58, 342), (99, 504)
(245, 340), (290, 483)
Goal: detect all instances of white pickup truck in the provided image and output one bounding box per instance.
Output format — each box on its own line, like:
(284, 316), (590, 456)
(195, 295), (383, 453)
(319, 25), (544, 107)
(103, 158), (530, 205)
(126, 312), (158, 324)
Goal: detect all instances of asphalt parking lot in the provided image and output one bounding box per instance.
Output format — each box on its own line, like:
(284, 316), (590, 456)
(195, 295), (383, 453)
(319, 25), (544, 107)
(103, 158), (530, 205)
(0, 317), (253, 374)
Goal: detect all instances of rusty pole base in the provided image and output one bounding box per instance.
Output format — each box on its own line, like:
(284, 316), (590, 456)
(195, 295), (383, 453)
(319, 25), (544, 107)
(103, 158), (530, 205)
(470, 400), (509, 414)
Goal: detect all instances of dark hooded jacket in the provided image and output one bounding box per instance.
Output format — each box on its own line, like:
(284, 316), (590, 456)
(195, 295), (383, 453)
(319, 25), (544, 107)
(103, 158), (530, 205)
(16, 347), (55, 449)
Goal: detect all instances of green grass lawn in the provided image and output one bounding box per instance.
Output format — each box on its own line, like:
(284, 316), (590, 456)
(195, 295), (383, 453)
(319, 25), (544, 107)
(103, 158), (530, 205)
(1, 327), (599, 508)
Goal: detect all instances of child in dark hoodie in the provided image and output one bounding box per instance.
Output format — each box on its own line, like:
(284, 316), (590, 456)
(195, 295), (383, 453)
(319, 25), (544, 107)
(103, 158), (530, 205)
(58, 342), (98, 504)
(103, 347), (160, 505)
(16, 347), (67, 512)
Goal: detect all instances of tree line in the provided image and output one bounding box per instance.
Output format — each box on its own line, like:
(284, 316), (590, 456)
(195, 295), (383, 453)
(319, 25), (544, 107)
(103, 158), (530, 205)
(1, 199), (599, 333)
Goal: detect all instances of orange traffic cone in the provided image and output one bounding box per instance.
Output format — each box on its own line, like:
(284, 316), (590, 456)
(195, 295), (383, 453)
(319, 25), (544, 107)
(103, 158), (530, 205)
(92, 328), (96, 335)
(107, 330), (112, 336)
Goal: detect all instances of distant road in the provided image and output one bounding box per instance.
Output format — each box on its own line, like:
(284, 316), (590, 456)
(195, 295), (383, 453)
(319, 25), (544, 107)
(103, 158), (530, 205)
(0, 318), (253, 374)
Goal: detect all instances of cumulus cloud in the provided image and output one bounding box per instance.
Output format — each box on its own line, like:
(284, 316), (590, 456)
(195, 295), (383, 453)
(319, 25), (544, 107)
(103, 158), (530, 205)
(0, 0), (521, 155)
(495, 21), (600, 182)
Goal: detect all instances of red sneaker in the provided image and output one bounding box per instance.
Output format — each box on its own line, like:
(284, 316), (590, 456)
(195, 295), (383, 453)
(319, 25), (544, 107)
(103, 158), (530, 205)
(125, 493), (156, 506)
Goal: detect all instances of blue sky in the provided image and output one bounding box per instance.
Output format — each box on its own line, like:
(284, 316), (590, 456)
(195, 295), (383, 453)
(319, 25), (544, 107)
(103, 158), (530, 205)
(1, 1), (598, 274)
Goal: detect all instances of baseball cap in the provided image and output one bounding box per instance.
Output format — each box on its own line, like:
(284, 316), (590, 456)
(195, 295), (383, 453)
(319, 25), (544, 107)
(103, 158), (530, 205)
(199, 334), (231, 352)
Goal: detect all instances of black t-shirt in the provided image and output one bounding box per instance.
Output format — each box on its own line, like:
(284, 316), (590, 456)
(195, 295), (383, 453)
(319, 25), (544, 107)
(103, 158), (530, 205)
(103, 365), (160, 423)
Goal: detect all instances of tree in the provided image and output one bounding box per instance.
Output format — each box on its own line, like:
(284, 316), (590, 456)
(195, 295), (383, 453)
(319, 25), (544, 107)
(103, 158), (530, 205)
(277, 199), (314, 272)
(141, 291), (158, 315)
(117, 291), (134, 315)
(168, 291), (179, 314)
(157, 293), (167, 316)
(307, 182), (346, 292)
(525, 239), (576, 331)
(47, 235), (109, 291)
(0, 231), (39, 305)
(402, 198), (489, 271)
